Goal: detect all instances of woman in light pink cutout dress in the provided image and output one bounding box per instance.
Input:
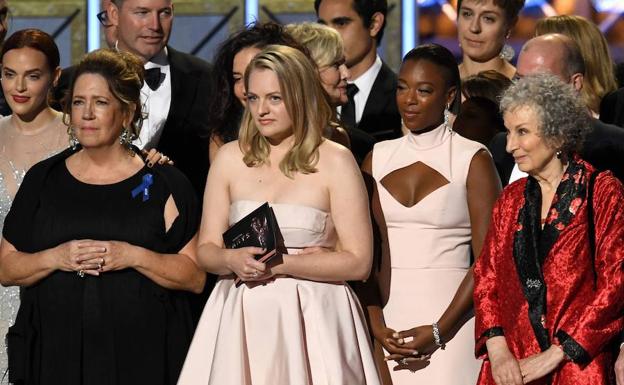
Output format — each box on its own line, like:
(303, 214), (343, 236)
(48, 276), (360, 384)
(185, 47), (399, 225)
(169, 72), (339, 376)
(360, 44), (501, 385)
(177, 46), (380, 385)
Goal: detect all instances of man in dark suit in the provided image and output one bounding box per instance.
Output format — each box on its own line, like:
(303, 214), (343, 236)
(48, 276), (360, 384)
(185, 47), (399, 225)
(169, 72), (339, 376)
(108, 0), (213, 324)
(315, 0), (401, 163)
(489, 34), (624, 186)
(599, 87), (624, 129)
(57, 0), (212, 197)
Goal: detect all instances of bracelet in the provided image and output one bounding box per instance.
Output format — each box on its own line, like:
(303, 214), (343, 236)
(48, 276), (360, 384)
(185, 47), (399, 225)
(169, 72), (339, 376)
(432, 322), (446, 350)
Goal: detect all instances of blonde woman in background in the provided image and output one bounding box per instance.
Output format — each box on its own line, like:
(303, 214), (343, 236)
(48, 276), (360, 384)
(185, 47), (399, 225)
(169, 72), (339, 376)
(535, 15), (618, 116)
(286, 22), (351, 148)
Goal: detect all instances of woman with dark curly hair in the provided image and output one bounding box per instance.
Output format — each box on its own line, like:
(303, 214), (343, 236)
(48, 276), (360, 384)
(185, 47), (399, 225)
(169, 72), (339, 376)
(207, 22), (302, 163)
(474, 73), (624, 385)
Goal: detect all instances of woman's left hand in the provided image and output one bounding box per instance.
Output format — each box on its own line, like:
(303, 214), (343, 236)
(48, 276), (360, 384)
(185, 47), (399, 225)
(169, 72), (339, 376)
(518, 345), (565, 383)
(384, 325), (437, 363)
(142, 148), (174, 167)
(76, 240), (137, 273)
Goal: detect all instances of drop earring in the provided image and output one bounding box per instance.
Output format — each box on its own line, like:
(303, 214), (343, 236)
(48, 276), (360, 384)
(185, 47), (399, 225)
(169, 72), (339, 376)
(443, 104), (452, 133)
(119, 127), (134, 149)
(499, 43), (515, 61)
(499, 32), (515, 61)
(68, 125), (79, 150)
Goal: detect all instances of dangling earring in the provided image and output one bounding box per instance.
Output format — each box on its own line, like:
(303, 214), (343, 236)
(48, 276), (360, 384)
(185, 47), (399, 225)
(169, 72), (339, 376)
(499, 31), (515, 61)
(119, 127), (134, 149)
(443, 104), (452, 133)
(556, 150), (562, 159)
(68, 125), (79, 150)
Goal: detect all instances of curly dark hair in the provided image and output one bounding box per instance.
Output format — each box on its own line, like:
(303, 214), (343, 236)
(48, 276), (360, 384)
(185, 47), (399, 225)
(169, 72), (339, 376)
(209, 22), (304, 144)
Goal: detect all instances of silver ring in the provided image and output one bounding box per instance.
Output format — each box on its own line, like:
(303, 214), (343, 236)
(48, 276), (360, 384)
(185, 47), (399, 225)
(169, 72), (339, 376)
(399, 358), (408, 365)
(77, 270), (85, 278)
(252, 271), (259, 278)
(97, 264), (102, 271)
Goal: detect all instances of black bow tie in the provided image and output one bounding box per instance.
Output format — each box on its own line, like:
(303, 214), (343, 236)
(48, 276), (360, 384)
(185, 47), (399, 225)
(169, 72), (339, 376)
(144, 67), (163, 91)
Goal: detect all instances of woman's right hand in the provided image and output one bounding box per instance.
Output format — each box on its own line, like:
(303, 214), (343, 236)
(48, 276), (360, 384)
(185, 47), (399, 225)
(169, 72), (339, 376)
(53, 240), (107, 276)
(486, 336), (523, 385)
(225, 247), (269, 281)
(373, 326), (404, 355)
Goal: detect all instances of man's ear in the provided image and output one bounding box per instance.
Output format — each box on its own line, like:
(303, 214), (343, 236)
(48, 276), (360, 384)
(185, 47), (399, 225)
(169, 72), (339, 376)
(108, 1), (120, 27)
(570, 73), (584, 93)
(369, 12), (385, 40)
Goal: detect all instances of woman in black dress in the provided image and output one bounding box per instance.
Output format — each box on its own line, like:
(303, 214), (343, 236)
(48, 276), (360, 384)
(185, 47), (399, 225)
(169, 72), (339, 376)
(0, 48), (204, 385)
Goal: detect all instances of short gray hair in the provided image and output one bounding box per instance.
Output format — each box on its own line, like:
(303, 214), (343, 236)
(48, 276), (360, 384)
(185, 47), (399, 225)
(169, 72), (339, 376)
(500, 73), (591, 156)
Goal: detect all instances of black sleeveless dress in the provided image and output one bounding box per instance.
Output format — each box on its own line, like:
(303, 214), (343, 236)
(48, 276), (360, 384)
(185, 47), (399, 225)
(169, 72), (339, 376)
(3, 147), (199, 385)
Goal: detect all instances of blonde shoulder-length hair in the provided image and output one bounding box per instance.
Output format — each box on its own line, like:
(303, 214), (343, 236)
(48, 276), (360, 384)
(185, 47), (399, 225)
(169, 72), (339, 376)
(239, 45), (334, 178)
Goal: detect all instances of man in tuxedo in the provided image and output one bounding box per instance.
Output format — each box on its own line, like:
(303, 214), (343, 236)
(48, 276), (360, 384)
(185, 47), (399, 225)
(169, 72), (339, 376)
(57, 0), (212, 198)
(107, 0), (214, 324)
(108, 0), (212, 196)
(315, 0), (401, 163)
(489, 33), (624, 185)
(599, 87), (624, 128)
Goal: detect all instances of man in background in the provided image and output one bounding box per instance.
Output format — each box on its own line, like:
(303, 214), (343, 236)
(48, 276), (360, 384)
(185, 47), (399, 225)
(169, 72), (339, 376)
(315, 0), (401, 163)
(489, 34), (624, 185)
(57, 0), (213, 198)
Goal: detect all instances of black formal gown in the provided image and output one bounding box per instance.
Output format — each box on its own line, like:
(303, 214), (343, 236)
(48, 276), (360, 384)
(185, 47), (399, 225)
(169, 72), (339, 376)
(3, 148), (199, 385)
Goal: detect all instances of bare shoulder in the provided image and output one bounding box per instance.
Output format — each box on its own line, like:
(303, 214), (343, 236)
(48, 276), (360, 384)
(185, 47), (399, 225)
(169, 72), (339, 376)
(317, 139), (358, 171)
(468, 149), (495, 171)
(212, 140), (244, 167)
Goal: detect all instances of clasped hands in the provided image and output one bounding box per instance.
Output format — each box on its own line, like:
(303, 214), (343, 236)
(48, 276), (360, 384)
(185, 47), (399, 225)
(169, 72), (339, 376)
(226, 246), (331, 284)
(377, 325), (437, 371)
(56, 239), (135, 277)
(487, 336), (565, 385)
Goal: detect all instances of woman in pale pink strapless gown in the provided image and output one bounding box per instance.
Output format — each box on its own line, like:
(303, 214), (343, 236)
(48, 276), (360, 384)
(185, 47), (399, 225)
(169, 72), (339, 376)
(178, 46), (380, 385)
(360, 44), (501, 385)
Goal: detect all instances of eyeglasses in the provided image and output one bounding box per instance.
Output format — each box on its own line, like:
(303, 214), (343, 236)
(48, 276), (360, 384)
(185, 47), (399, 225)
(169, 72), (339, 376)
(96, 10), (112, 27)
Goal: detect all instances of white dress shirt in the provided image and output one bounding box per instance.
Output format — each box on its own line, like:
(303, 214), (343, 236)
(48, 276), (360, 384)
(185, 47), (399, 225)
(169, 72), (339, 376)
(509, 163), (528, 184)
(339, 55), (382, 124)
(134, 47), (171, 150)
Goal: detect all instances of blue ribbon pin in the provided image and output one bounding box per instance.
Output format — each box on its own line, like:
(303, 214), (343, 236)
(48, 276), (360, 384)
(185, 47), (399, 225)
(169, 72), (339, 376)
(131, 173), (153, 202)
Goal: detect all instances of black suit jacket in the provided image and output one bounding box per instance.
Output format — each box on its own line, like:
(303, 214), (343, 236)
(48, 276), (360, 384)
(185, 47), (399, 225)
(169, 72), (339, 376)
(488, 118), (624, 185)
(53, 47), (213, 198)
(348, 61), (402, 164)
(599, 87), (624, 129)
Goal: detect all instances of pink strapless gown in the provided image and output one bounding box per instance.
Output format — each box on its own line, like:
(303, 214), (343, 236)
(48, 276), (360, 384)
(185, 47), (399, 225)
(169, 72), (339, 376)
(177, 200), (381, 385)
